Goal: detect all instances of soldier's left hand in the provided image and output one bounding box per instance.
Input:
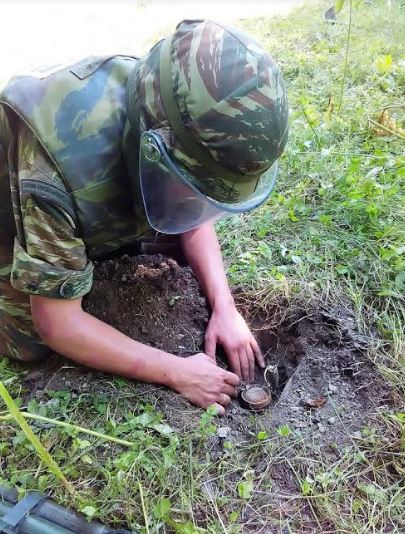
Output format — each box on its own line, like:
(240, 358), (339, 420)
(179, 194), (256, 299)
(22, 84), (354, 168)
(204, 304), (264, 383)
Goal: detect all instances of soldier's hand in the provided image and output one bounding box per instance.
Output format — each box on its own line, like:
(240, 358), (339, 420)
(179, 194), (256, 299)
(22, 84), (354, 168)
(205, 304), (265, 383)
(172, 353), (240, 415)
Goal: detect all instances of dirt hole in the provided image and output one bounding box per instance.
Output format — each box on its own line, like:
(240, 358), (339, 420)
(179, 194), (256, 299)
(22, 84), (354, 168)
(22, 254), (392, 446)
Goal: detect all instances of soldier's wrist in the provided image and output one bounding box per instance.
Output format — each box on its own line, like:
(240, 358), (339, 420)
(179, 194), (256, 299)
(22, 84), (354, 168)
(157, 351), (182, 390)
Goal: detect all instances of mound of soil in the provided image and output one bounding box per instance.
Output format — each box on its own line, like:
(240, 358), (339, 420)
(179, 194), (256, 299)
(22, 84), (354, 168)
(22, 254), (391, 448)
(84, 254), (209, 355)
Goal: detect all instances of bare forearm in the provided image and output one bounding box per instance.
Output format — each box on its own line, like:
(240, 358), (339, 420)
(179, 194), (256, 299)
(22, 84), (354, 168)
(180, 224), (233, 310)
(30, 295), (240, 412)
(31, 298), (178, 386)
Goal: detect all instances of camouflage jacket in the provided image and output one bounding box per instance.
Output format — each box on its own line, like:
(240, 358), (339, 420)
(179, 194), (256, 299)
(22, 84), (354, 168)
(0, 55), (150, 259)
(0, 56), (152, 299)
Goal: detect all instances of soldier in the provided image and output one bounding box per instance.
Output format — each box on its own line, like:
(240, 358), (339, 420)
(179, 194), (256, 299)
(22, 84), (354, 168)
(0, 20), (288, 414)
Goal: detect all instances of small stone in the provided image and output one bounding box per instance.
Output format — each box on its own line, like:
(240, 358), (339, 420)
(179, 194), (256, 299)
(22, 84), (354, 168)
(141, 326), (148, 334)
(217, 426), (231, 439)
(317, 423), (326, 433)
(328, 384), (338, 394)
(352, 431), (362, 439)
(291, 406), (301, 412)
(328, 417), (336, 425)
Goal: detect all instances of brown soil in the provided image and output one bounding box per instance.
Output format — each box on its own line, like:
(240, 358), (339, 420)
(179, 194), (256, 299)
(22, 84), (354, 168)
(22, 254), (391, 447)
(84, 254), (209, 355)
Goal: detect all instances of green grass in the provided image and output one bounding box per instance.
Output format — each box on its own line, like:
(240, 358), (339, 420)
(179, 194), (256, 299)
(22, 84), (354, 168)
(220, 0), (405, 386)
(1, 1), (404, 533)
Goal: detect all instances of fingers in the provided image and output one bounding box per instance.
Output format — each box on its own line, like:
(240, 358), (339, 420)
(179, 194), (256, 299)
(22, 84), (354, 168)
(222, 369), (240, 387)
(220, 394), (231, 407)
(205, 334), (217, 360)
(246, 345), (255, 383)
(222, 383), (238, 398)
(251, 338), (265, 368)
(238, 349), (251, 383)
(227, 349), (241, 378)
(211, 403), (225, 416)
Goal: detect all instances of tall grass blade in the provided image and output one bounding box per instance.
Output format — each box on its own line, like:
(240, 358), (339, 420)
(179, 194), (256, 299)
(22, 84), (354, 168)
(0, 382), (74, 494)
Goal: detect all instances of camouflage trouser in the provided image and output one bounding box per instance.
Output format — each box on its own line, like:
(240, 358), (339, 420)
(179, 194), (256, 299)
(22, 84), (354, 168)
(0, 233), (183, 362)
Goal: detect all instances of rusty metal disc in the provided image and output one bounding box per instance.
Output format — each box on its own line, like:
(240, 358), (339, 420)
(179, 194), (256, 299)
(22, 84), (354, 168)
(240, 385), (272, 410)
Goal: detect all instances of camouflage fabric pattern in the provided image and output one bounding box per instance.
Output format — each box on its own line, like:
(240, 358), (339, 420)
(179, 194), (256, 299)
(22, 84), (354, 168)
(10, 124), (94, 300)
(1, 55), (150, 259)
(129, 19), (288, 203)
(0, 117), (93, 360)
(0, 278), (52, 362)
(0, 55), (152, 362)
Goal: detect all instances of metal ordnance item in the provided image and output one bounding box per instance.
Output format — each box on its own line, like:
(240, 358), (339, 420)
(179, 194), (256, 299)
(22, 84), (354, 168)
(240, 385), (272, 411)
(0, 486), (135, 534)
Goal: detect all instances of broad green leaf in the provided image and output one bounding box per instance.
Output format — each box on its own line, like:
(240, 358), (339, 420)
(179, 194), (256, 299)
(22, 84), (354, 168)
(352, 499), (363, 513)
(81, 505), (97, 519)
(277, 425), (292, 437)
(300, 479), (313, 496)
(335, 264), (349, 275)
(154, 497), (171, 518)
(288, 208), (299, 222)
(237, 480), (254, 500)
(229, 511), (239, 522)
(358, 483), (387, 504)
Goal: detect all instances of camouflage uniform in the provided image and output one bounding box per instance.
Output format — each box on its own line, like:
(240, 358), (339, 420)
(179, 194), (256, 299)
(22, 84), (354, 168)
(0, 20), (287, 362)
(0, 55), (151, 361)
(0, 111), (86, 360)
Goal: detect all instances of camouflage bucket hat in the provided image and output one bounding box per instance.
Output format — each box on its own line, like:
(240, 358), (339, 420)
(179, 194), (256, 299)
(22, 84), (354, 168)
(126, 19), (288, 231)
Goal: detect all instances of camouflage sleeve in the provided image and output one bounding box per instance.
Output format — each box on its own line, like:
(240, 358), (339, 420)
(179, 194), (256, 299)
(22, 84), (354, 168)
(10, 124), (93, 300)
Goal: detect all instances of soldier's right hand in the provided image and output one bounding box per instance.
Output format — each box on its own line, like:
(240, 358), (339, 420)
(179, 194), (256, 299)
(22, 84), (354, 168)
(171, 353), (240, 415)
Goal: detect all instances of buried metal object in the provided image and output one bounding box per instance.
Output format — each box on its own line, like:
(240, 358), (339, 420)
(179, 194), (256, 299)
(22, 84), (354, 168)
(240, 385), (272, 410)
(239, 363), (280, 411)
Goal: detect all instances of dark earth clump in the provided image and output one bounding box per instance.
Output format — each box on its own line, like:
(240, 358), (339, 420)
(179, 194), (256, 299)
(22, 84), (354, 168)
(23, 254), (392, 446)
(84, 254), (209, 355)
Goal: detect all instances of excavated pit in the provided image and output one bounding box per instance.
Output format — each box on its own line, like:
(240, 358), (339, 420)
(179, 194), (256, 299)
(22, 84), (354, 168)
(19, 254), (392, 447)
(78, 254), (391, 444)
